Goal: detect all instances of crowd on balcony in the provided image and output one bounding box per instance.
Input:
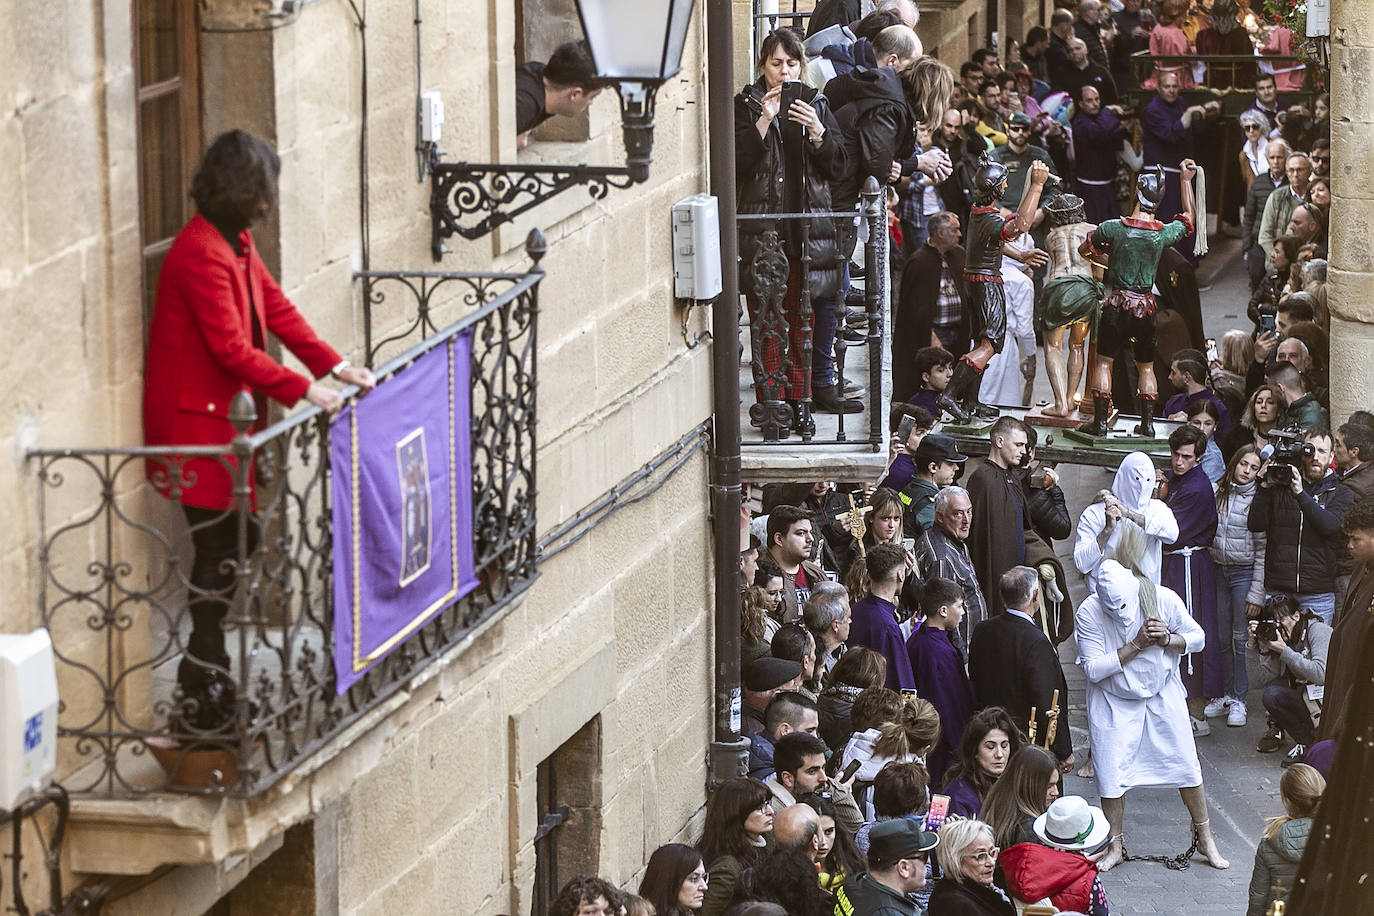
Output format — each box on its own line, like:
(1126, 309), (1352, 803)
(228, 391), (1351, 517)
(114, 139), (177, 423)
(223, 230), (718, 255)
(529, 0), (1374, 913)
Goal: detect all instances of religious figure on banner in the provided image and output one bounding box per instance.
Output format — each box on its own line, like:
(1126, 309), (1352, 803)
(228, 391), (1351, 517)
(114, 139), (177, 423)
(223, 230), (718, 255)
(397, 429), (432, 586)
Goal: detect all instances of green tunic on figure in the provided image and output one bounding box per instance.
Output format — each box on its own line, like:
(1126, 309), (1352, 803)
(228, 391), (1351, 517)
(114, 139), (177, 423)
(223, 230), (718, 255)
(1088, 216), (1192, 294)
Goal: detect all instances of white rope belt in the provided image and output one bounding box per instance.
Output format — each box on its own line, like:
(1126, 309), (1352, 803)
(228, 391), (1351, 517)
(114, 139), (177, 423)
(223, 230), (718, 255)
(1165, 546), (1201, 674)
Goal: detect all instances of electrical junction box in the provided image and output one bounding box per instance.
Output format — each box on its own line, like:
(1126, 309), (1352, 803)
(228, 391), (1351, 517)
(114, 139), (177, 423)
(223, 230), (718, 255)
(0, 630), (58, 811)
(671, 194), (723, 300)
(420, 91), (445, 143)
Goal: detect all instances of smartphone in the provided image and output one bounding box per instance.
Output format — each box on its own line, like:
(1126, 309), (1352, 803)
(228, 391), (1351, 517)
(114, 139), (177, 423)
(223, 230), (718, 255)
(779, 80), (806, 143)
(924, 794), (951, 832)
(897, 413), (918, 445)
(900, 688), (918, 698)
(1206, 337), (1219, 364)
(901, 537), (916, 553)
(841, 758), (863, 783)
(1259, 312), (1277, 334)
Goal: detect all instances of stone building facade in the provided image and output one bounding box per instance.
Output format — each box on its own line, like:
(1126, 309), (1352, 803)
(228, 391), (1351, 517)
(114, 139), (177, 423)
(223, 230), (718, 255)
(1, 0), (716, 913)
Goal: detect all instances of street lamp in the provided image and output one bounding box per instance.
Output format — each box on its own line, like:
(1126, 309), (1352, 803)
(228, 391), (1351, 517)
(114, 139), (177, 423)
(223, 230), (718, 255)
(429, 0), (696, 256)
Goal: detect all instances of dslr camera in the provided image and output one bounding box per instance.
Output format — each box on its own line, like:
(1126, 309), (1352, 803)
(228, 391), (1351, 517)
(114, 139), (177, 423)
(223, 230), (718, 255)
(1260, 428), (1316, 487)
(1254, 594), (1297, 649)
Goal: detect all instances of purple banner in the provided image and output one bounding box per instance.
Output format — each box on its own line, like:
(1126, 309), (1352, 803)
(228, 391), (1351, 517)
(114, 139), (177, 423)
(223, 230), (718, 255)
(330, 331), (479, 694)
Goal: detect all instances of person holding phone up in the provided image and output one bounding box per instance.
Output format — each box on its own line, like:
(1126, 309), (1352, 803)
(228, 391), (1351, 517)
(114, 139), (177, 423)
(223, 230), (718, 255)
(736, 28), (849, 439)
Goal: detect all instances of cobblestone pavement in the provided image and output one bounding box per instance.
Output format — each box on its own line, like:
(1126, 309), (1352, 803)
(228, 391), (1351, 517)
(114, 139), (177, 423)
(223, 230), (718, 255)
(1040, 237), (1288, 913)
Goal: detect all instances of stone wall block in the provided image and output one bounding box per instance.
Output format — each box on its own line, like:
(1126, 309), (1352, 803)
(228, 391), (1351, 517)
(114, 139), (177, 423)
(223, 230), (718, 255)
(1328, 267), (1374, 324)
(1328, 119), (1374, 201)
(540, 326), (599, 442)
(1327, 202), (1374, 276)
(337, 737), (421, 906)
(1330, 47), (1374, 147)
(414, 693), (496, 840)
(1, 249), (89, 432)
(611, 562), (673, 669)
(0, 120), (27, 274)
(21, 92), (101, 263)
(351, 856), (436, 916)
(1326, 315), (1374, 423)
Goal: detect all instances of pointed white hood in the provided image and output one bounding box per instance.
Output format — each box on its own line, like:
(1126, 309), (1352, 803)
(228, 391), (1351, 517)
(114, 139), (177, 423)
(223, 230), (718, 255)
(1112, 452), (1157, 512)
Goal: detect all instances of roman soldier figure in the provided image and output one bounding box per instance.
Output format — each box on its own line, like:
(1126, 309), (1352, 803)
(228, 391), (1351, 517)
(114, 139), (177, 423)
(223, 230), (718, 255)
(1077, 160), (1198, 437)
(939, 152), (1051, 422)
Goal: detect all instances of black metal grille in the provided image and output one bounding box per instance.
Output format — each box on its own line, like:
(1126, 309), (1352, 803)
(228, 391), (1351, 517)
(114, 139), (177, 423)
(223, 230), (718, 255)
(28, 232), (545, 797)
(739, 178), (888, 447)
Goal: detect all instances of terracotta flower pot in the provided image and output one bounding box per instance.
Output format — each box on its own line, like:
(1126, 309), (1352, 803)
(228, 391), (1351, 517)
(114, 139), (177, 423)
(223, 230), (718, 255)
(146, 735), (242, 790)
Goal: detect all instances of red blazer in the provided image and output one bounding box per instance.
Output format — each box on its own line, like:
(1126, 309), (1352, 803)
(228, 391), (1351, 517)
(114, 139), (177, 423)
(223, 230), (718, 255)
(143, 214), (342, 509)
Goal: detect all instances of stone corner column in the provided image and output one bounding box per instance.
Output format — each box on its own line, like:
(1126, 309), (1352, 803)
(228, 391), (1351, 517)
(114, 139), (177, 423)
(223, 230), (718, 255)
(1327, 0), (1374, 426)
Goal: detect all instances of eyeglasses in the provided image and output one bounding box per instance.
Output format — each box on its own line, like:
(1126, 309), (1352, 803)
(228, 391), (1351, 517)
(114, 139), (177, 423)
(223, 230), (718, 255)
(964, 846), (1000, 865)
(1007, 125), (1030, 133)
(1244, 124), (1264, 131)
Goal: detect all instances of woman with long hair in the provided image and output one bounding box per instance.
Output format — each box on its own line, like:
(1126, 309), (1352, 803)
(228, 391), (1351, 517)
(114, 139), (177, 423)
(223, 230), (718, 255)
(1186, 399), (1227, 484)
(1222, 384), (1281, 459)
(1246, 764), (1325, 915)
(838, 487), (906, 586)
(1210, 328), (1251, 413)
(978, 745), (1061, 850)
(640, 844), (708, 916)
(698, 778), (773, 916)
(1207, 445), (1266, 729)
(942, 707), (1024, 819)
(816, 646), (887, 752)
(741, 586), (773, 665)
(797, 791), (866, 894)
(736, 28), (848, 436)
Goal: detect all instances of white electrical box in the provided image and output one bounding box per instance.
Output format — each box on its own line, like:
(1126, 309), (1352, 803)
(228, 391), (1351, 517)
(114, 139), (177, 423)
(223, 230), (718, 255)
(1, 630), (58, 811)
(420, 91), (445, 144)
(671, 194), (723, 300)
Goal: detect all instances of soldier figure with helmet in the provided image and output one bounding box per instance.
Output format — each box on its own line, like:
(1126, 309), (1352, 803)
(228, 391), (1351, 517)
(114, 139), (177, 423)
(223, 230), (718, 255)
(938, 153), (1052, 422)
(1076, 160), (1200, 437)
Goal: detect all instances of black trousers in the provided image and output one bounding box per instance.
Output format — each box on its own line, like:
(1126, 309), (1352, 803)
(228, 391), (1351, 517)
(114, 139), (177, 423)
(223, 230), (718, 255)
(180, 505), (260, 689)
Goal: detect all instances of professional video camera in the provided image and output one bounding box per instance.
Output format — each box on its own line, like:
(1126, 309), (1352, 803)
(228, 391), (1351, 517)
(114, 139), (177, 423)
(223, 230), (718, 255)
(1259, 428), (1316, 487)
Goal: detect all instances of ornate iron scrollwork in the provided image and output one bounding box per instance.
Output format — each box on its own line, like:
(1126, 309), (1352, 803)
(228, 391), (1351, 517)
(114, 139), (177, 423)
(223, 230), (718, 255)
(429, 158), (639, 256)
(746, 228), (794, 442)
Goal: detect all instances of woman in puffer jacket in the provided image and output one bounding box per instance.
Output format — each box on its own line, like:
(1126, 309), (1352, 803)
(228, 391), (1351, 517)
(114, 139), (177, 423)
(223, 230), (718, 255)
(1247, 763), (1325, 915)
(1208, 445), (1267, 728)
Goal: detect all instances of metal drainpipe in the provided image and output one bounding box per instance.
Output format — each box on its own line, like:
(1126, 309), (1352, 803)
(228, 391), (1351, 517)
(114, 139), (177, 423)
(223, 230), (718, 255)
(706, 0), (749, 788)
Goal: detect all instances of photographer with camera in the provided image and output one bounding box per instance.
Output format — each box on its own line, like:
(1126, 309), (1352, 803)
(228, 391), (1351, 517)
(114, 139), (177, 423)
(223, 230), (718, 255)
(1248, 426), (1353, 626)
(1249, 595), (1330, 766)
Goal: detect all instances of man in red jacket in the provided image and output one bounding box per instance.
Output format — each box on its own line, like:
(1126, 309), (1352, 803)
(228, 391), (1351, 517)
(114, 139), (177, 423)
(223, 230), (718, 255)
(144, 130), (375, 727)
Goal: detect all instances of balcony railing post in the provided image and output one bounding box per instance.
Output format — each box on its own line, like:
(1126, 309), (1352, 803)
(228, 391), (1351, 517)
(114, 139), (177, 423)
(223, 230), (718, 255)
(228, 391), (257, 775)
(745, 228), (793, 442)
(860, 176), (885, 448)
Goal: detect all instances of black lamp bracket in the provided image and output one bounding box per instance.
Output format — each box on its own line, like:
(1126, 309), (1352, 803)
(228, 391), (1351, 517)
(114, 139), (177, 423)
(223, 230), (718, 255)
(428, 84), (658, 258)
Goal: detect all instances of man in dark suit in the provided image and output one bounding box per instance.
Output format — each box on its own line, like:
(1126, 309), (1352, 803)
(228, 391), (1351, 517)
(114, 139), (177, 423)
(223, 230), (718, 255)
(968, 566), (1075, 770)
(894, 211), (969, 402)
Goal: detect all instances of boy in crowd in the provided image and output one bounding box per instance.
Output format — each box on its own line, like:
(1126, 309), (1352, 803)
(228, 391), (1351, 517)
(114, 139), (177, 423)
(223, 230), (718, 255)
(905, 576), (973, 786)
(906, 347), (956, 415)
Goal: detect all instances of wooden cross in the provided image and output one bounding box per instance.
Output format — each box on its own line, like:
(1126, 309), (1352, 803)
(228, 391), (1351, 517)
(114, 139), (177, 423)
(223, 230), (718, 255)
(846, 493), (873, 558)
(1044, 689), (1061, 750)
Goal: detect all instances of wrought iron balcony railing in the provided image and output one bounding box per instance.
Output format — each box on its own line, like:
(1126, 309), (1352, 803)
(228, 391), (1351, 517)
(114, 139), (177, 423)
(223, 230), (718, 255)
(28, 232), (545, 798)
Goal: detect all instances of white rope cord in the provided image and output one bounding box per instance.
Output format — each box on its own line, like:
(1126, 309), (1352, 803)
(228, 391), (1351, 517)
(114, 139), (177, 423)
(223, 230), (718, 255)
(1192, 166), (1209, 258)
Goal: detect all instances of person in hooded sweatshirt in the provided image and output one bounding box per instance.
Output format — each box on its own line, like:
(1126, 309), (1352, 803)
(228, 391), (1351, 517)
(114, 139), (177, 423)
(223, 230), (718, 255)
(1073, 451), (1180, 591)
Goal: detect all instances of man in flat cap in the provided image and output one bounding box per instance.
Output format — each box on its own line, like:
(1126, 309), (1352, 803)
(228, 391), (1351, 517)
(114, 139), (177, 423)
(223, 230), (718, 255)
(834, 818), (939, 915)
(741, 657), (804, 737)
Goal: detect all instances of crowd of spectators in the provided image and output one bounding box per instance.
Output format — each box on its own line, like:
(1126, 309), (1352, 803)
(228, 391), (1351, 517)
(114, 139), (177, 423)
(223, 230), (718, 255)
(530, 0), (1364, 912)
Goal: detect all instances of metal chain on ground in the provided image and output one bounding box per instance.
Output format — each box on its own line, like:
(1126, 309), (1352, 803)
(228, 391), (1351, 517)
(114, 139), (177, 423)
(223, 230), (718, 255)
(1121, 823), (1201, 870)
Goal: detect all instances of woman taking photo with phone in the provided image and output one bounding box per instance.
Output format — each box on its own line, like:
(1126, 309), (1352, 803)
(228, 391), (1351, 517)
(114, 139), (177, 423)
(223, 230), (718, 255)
(736, 28), (847, 438)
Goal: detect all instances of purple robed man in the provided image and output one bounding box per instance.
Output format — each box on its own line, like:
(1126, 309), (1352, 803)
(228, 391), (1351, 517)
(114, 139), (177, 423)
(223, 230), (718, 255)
(1142, 79), (1210, 260)
(906, 621), (973, 787)
(1071, 94), (1127, 225)
(850, 593), (917, 690)
(1163, 458), (1221, 700)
